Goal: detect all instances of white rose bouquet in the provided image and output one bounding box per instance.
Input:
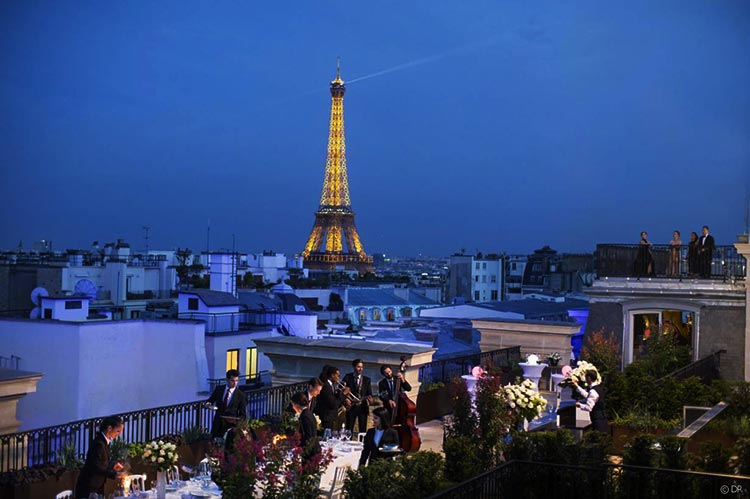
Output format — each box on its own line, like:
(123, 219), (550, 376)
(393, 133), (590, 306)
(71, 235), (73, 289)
(500, 379), (547, 422)
(141, 439), (179, 472)
(558, 360), (601, 389)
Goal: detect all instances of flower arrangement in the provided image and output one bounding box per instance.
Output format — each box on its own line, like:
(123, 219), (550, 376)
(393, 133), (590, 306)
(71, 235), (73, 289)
(557, 360), (601, 389)
(547, 352), (562, 365)
(500, 379), (547, 422)
(141, 440), (179, 472)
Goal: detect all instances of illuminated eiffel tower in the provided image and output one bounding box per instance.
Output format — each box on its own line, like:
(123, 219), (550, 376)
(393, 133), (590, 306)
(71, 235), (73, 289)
(301, 64), (374, 273)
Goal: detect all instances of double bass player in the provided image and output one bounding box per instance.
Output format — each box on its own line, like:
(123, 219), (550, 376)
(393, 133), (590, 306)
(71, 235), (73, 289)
(378, 364), (412, 419)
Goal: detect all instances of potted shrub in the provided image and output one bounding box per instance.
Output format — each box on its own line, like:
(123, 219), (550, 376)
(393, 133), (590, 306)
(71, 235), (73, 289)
(416, 381), (449, 423)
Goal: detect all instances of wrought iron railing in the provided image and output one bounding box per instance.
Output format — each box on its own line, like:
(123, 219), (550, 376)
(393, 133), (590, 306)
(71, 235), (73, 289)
(0, 380), (306, 471)
(596, 244), (746, 281)
(418, 346), (521, 387)
(657, 350), (725, 386)
(0, 355), (21, 370)
(428, 460), (750, 499)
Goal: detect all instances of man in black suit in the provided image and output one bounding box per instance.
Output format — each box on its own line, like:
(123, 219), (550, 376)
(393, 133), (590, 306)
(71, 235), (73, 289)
(698, 225), (716, 278)
(342, 358), (374, 433)
(207, 369), (247, 438)
(314, 365), (349, 430)
(284, 377), (323, 417)
(75, 415), (124, 499)
(378, 364), (412, 419)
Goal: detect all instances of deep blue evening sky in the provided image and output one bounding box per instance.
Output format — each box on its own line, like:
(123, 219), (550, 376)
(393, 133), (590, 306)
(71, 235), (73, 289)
(1, 1), (748, 256)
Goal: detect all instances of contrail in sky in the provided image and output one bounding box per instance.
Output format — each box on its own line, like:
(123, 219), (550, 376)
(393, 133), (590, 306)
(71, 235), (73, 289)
(346, 37), (499, 85)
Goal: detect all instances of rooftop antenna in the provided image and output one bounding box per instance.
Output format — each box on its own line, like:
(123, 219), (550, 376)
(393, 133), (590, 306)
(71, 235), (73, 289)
(142, 225), (150, 254)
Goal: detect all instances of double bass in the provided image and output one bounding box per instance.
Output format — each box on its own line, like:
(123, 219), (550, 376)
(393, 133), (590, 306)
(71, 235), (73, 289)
(390, 357), (421, 452)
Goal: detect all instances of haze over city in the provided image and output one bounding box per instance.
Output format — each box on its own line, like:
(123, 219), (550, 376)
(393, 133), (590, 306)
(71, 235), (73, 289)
(1, 1), (748, 256)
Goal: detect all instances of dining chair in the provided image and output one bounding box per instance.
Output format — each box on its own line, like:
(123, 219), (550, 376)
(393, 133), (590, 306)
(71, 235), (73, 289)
(55, 490), (73, 499)
(167, 464), (180, 483)
(129, 473), (147, 492)
(357, 432), (366, 443)
(321, 465), (348, 499)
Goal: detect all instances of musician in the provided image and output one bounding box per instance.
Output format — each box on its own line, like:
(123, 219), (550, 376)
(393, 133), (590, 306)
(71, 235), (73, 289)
(314, 365), (350, 430)
(358, 407), (400, 466)
(378, 364), (412, 418)
(342, 358), (374, 433)
(207, 369), (247, 439)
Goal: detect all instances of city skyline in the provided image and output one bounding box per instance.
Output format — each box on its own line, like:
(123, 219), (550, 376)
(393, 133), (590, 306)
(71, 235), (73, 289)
(1, 1), (748, 256)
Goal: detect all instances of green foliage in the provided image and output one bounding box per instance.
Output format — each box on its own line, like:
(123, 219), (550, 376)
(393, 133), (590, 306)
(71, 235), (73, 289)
(612, 410), (679, 432)
(503, 430), (577, 464)
(691, 441), (730, 473)
(442, 435), (483, 483)
(444, 377), (477, 439)
(108, 438), (130, 463)
(658, 435), (687, 470)
(623, 434), (657, 467)
(399, 451), (445, 498)
(476, 376), (509, 468)
(639, 331), (691, 378)
(343, 456), (405, 499)
(579, 430), (613, 466)
(419, 381), (445, 393)
(55, 441), (83, 470)
(731, 438), (750, 476)
(181, 423), (211, 444)
(127, 442), (145, 460)
(580, 329), (621, 379)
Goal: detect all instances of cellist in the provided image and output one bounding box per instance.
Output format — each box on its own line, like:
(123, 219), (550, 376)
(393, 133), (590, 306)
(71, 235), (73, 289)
(377, 364), (412, 419)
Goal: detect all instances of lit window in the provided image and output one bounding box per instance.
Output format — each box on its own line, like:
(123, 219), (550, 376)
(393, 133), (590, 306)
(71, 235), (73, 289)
(226, 349), (239, 371)
(246, 347), (258, 380)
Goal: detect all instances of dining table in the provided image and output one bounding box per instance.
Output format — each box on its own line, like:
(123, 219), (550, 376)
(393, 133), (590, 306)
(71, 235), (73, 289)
(114, 478), (222, 499)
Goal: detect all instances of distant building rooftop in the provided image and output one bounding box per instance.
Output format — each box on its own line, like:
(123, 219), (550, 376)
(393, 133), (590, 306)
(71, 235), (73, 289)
(347, 288), (438, 307)
(179, 289), (240, 307)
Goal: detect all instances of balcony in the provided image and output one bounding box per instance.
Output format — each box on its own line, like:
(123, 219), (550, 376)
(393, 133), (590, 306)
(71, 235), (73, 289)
(596, 244), (745, 281)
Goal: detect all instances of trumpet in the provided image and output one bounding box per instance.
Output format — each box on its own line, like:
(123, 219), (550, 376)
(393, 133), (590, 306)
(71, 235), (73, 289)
(336, 380), (361, 404)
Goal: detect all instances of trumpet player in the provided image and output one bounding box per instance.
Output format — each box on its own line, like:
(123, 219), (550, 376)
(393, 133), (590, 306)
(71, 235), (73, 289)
(314, 365), (350, 430)
(342, 359), (374, 433)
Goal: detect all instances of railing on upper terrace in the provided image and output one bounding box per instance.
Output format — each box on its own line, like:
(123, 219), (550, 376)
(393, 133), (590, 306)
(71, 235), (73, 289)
(207, 371), (269, 392)
(178, 310), (306, 335)
(0, 380), (306, 472)
(428, 460), (750, 499)
(0, 355), (21, 370)
(418, 346), (521, 387)
(656, 349), (725, 386)
(596, 244), (746, 281)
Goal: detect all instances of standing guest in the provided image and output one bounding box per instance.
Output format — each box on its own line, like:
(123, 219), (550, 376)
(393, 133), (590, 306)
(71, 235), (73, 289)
(572, 370), (607, 433)
(633, 231), (653, 278)
(687, 231), (700, 277)
(668, 230), (682, 277)
(698, 225), (716, 278)
(378, 365), (411, 419)
(207, 369), (247, 438)
(342, 359), (374, 433)
(359, 407), (400, 466)
(291, 392), (321, 460)
(285, 377), (323, 416)
(75, 415), (125, 499)
(314, 365), (349, 430)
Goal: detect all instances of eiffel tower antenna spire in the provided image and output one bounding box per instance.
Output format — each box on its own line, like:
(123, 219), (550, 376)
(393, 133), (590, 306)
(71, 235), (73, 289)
(301, 62), (373, 273)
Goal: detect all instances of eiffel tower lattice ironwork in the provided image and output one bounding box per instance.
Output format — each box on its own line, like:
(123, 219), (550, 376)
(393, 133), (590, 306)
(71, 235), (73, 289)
(301, 64), (374, 273)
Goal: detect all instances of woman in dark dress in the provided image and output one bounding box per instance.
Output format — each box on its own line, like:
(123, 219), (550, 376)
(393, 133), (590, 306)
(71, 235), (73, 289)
(75, 415), (124, 499)
(291, 391), (321, 460)
(359, 407), (400, 466)
(687, 231), (699, 277)
(633, 231), (654, 277)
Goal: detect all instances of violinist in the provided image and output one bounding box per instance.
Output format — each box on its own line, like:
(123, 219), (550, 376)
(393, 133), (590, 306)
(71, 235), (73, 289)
(378, 364), (411, 418)
(342, 359), (374, 433)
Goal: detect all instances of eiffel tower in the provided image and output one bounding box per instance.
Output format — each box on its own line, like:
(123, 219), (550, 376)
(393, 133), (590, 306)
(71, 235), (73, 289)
(301, 64), (374, 273)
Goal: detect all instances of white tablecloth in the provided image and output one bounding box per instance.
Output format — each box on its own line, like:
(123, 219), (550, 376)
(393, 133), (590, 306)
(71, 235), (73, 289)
(115, 479), (222, 498)
(320, 441), (362, 491)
